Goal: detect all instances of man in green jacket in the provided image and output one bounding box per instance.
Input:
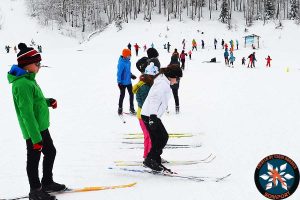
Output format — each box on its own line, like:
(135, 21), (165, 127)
(8, 43), (65, 200)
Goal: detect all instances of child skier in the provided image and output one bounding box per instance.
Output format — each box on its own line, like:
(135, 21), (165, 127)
(229, 52), (236, 68)
(133, 63), (158, 159)
(265, 55), (272, 67)
(141, 64), (183, 172)
(224, 49), (229, 65)
(7, 43), (66, 200)
(242, 57), (246, 65)
(188, 50), (192, 60)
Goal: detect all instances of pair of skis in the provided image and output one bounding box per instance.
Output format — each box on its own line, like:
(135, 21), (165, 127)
(1, 182), (137, 200)
(109, 167), (231, 182)
(114, 153), (215, 167)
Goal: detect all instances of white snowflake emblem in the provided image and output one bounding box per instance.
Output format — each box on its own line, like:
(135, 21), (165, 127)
(260, 162), (294, 191)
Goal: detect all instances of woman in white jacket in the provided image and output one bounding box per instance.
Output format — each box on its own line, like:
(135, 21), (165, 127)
(141, 64), (182, 172)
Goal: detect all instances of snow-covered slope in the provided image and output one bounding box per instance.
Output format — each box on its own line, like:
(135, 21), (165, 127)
(1, 0), (300, 199)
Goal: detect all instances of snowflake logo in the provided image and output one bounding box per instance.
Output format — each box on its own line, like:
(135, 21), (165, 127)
(260, 162), (294, 191)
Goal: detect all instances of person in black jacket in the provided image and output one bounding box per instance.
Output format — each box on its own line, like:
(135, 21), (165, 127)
(136, 48), (161, 74)
(169, 54), (182, 114)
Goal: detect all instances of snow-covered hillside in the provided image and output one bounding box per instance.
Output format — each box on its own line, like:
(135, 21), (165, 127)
(1, 0), (300, 200)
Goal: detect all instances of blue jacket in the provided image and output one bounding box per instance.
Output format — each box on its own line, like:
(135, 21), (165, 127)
(229, 54), (235, 62)
(117, 56), (131, 85)
(224, 50), (229, 58)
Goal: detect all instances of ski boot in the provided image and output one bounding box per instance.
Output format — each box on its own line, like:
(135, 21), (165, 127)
(118, 107), (123, 115)
(129, 108), (136, 115)
(29, 188), (56, 200)
(42, 181), (66, 193)
(175, 106), (180, 114)
(143, 157), (164, 172)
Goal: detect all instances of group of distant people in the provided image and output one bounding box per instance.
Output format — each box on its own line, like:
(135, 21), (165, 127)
(4, 43), (42, 53)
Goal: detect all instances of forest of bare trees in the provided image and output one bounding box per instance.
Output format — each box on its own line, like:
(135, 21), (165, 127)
(25, 0), (300, 34)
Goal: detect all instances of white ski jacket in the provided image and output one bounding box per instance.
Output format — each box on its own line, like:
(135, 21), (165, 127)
(141, 74), (172, 118)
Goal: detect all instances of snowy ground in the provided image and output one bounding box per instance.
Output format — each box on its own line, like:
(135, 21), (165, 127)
(1, 0), (300, 199)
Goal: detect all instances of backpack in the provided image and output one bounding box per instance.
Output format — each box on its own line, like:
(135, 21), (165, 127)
(210, 57), (216, 63)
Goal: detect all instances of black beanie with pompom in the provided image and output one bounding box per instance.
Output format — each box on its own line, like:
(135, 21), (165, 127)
(17, 43), (41, 68)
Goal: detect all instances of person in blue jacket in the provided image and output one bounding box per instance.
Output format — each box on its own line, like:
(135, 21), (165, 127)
(229, 52), (236, 67)
(117, 48), (136, 115)
(224, 49), (229, 65)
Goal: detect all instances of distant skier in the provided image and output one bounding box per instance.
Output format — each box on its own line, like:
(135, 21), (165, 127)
(7, 43), (66, 200)
(5, 45), (11, 53)
(192, 39), (197, 51)
(179, 50), (187, 70)
(265, 55), (272, 67)
(224, 49), (229, 65)
(141, 64), (183, 172)
(224, 43), (228, 50)
(201, 40), (205, 49)
(229, 52), (236, 68)
(151, 43), (154, 48)
(221, 39), (225, 49)
(172, 48), (179, 58)
(188, 50), (192, 60)
(236, 39), (239, 50)
(117, 48), (136, 115)
(167, 42), (171, 53)
(134, 43), (140, 56)
(248, 52), (257, 68)
(14, 45), (17, 53)
(127, 43), (132, 50)
(214, 38), (217, 50)
(182, 39), (186, 49)
(133, 63), (158, 159)
(143, 44), (147, 51)
(242, 57), (246, 66)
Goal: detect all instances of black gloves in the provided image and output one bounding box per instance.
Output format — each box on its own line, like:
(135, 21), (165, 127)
(149, 115), (158, 131)
(131, 73), (137, 80)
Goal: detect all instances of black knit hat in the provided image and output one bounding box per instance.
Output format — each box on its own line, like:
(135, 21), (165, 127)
(147, 48), (159, 59)
(17, 43), (41, 68)
(164, 64), (182, 78)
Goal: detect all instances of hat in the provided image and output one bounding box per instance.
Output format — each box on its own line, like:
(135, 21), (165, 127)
(164, 64), (182, 78)
(147, 48), (159, 58)
(122, 48), (131, 58)
(144, 62), (159, 76)
(17, 43), (41, 68)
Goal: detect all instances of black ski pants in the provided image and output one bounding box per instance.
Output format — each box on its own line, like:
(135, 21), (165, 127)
(180, 59), (186, 70)
(118, 84), (134, 110)
(141, 115), (169, 164)
(26, 129), (56, 190)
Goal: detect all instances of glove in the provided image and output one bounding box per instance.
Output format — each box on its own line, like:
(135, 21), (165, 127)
(118, 83), (123, 88)
(33, 141), (43, 151)
(149, 115), (158, 131)
(131, 73), (137, 80)
(49, 98), (57, 109)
